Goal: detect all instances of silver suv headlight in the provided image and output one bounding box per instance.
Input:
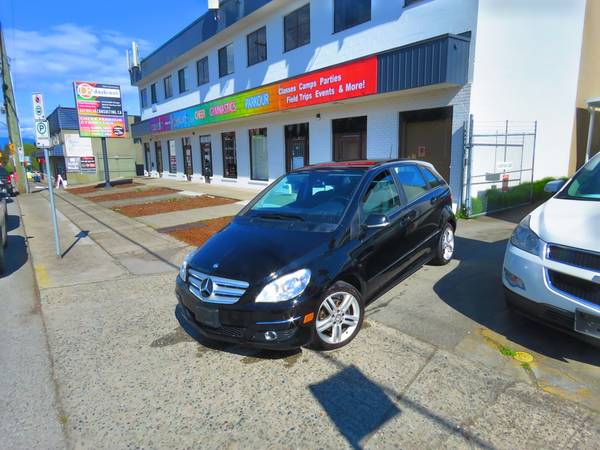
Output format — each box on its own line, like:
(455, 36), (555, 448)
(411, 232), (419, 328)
(255, 269), (311, 303)
(510, 216), (542, 256)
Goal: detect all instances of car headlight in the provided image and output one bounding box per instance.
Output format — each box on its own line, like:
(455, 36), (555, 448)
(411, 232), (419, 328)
(255, 269), (311, 303)
(510, 216), (542, 256)
(179, 252), (194, 282)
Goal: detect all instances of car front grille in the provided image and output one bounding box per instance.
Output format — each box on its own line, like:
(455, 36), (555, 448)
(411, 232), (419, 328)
(187, 269), (249, 304)
(547, 244), (600, 272)
(547, 270), (600, 307)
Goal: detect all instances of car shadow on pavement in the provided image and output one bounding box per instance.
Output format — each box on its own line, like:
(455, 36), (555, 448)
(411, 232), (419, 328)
(173, 304), (301, 361)
(6, 212), (20, 232)
(2, 235), (28, 277)
(434, 235), (600, 367)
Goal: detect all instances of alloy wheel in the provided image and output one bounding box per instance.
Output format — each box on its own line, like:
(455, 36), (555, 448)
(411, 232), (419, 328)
(442, 225), (455, 261)
(316, 292), (361, 345)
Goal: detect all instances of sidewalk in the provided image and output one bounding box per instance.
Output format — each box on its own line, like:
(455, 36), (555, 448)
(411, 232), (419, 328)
(136, 176), (263, 201)
(15, 190), (600, 449)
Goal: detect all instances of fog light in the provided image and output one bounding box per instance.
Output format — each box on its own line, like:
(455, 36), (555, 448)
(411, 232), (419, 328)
(504, 268), (525, 290)
(264, 331), (278, 341)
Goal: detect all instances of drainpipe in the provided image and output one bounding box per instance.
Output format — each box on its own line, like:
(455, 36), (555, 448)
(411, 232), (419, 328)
(585, 106), (596, 163)
(584, 97), (600, 163)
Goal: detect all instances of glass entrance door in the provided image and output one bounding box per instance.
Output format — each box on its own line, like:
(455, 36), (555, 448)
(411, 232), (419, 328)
(182, 137), (193, 180)
(200, 135), (213, 180)
(285, 123), (309, 172)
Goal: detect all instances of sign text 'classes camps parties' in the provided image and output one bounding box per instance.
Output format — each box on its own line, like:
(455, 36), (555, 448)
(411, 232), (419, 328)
(73, 81), (127, 139)
(149, 56), (378, 133)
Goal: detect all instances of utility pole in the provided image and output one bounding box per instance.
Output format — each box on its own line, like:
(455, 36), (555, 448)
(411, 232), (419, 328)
(0, 22), (27, 194)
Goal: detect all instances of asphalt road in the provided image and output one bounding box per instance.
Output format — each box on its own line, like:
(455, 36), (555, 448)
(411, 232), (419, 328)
(0, 198), (67, 449)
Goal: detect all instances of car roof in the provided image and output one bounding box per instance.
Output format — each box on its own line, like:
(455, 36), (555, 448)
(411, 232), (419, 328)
(294, 159), (435, 172)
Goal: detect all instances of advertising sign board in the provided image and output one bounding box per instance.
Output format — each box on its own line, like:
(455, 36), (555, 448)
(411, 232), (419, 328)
(64, 133), (93, 157)
(80, 156), (97, 173)
(66, 157), (81, 172)
(149, 56), (378, 134)
(74, 81), (126, 138)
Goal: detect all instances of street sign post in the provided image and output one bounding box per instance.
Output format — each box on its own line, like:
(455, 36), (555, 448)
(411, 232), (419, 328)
(32, 93), (46, 120)
(32, 92), (60, 257)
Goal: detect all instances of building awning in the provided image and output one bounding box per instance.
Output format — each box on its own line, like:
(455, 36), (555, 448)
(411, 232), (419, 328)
(132, 33), (470, 139)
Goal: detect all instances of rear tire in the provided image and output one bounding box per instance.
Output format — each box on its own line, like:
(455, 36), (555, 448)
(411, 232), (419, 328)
(309, 281), (364, 351)
(431, 223), (455, 266)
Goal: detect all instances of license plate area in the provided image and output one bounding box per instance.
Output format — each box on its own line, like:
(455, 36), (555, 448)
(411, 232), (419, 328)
(191, 304), (220, 328)
(574, 309), (600, 339)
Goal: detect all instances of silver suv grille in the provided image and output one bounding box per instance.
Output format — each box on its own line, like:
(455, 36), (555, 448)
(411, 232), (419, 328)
(187, 268), (249, 304)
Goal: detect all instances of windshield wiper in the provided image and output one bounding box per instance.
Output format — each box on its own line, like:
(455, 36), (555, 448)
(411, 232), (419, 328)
(255, 212), (305, 222)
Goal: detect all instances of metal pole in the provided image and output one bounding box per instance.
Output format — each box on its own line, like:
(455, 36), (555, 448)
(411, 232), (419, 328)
(465, 114), (474, 215)
(43, 147), (61, 257)
(529, 121), (538, 204)
(101, 137), (111, 188)
(585, 107), (596, 163)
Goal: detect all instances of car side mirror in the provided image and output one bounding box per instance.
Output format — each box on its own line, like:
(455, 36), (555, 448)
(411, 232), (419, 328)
(365, 213), (390, 229)
(544, 179), (566, 194)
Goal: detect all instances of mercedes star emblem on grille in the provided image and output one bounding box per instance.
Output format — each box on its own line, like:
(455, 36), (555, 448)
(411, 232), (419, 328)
(200, 277), (214, 297)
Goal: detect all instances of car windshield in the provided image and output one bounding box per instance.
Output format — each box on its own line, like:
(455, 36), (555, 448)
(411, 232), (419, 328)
(558, 153), (600, 201)
(247, 170), (364, 226)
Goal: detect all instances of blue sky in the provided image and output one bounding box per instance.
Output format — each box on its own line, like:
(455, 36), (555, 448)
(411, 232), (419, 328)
(0, 0), (209, 138)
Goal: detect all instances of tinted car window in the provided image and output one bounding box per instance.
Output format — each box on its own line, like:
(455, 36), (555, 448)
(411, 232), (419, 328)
(362, 170), (401, 217)
(419, 166), (443, 188)
(394, 165), (428, 202)
(249, 170), (363, 226)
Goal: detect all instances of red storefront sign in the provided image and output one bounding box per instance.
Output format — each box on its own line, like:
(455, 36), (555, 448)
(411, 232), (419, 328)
(277, 56), (378, 110)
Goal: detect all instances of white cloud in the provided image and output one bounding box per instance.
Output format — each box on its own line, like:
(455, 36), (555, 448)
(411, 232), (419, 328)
(5, 23), (152, 137)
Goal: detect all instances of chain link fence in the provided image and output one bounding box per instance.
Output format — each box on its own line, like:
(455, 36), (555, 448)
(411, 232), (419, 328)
(463, 117), (538, 217)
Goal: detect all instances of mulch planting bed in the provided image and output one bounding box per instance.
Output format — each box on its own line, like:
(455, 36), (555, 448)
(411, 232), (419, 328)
(164, 216), (233, 247)
(68, 182), (143, 195)
(90, 187), (179, 203)
(112, 195), (237, 217)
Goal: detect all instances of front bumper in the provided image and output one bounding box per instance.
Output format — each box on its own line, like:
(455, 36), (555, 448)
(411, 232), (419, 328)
(175, 276), (314, 349)
(503, 242), (600, 343)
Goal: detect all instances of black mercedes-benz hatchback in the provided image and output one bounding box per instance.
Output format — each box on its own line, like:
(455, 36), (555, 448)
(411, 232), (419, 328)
(176, 160), (456, 350)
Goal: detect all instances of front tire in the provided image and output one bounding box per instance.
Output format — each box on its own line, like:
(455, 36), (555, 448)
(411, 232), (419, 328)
(431, 223), (455, 265)
(310, 281), (364, 350)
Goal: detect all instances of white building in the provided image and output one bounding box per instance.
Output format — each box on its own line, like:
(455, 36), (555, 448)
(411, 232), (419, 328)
(129, 0), (599, 210)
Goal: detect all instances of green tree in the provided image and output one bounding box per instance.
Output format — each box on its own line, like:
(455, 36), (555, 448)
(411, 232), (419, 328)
(23, 143), (39, 170)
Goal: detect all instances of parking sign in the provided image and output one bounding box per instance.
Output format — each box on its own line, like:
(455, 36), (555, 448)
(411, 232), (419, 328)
(35, 120), (51, 148)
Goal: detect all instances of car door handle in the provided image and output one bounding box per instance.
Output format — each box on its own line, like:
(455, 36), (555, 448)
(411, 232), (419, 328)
(400, 211), (417, 225)
(430, 196), (439, 205)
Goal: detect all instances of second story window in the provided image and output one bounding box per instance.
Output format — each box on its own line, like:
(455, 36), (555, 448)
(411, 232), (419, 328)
(247, 26), (267, 66)
(334, 0), (371, 33)
(140, 88), (148, 108)
(284, 4), (310, 52)
(178, 68), (187, 93)
(150, 83), (157, 104)
(197, 57), (209, 85)
(219, 43), (235, 77)
(163, 75), (173, 99)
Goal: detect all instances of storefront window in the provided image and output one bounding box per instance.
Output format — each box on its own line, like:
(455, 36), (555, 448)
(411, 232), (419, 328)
(249, 128), (268, 181)
(333, 116), (367, 161)
(168, 139), (177, 173)
(222, 132), (237, 178)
